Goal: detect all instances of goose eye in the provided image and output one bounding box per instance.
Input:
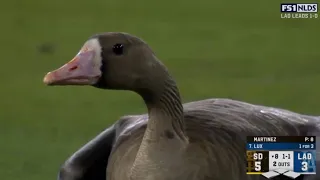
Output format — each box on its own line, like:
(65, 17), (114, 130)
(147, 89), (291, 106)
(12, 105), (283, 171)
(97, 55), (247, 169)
(112, 44), (124, 55)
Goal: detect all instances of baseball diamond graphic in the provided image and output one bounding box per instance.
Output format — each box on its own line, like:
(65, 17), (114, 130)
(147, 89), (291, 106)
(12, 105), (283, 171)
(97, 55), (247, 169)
(262, 169), (301, 179)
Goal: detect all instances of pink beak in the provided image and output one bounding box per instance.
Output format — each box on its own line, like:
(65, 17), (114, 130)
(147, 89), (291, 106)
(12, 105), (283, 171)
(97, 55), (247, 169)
(43, 50), (101, 86)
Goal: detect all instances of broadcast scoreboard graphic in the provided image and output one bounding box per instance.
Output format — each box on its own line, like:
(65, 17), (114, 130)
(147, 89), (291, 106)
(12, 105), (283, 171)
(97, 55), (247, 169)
(246, 136), (316, 179)
(280, 3), (318, 19)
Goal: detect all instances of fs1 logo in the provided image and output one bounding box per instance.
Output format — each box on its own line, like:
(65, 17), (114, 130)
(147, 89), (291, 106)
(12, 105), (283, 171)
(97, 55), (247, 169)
(281, 3), (318, 13)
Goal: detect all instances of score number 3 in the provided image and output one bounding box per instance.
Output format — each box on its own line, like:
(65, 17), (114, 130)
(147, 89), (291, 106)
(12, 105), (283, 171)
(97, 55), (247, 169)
(301, 162), (308, 171)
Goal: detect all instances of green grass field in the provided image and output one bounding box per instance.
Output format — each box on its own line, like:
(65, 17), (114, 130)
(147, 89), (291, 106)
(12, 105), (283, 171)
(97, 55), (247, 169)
(0, 0), (319, 179)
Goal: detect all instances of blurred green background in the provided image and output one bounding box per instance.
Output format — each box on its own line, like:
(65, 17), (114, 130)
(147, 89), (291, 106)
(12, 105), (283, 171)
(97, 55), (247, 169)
(0, 0), (319, 179)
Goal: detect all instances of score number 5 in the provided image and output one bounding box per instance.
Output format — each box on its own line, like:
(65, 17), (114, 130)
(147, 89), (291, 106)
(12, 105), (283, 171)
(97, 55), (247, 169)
(255, 161), (261, 171)
(253, 153), (263, 171)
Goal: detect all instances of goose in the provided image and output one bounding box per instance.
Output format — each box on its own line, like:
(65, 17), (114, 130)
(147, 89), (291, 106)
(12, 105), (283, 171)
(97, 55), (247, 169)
(43, 32), (320, 180)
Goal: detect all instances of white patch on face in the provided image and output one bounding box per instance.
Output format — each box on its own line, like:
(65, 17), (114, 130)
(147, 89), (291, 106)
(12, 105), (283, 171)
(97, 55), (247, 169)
(79, 38), (103, 75)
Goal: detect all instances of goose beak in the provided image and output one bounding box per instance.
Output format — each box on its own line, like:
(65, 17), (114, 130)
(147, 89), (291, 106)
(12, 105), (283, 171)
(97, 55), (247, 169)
(43, 50), (101, 86)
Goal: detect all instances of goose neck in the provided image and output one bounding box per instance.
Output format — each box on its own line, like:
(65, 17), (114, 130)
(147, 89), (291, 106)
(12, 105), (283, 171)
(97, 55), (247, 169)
(142, 78), (188, 142)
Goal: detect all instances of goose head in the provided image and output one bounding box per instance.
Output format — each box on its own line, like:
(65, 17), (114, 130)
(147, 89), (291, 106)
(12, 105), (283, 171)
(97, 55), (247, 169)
(44, 33), (169, 94)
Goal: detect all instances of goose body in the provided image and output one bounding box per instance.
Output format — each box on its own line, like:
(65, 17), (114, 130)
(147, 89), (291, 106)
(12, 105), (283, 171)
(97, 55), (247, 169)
(44, 32), (319, 180)
(107, 99), (319, 180)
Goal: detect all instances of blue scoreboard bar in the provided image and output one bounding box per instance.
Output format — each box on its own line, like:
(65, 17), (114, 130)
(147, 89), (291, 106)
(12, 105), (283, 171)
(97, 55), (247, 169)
(246, 136), (316, 179)
(294, 151), (317, 174)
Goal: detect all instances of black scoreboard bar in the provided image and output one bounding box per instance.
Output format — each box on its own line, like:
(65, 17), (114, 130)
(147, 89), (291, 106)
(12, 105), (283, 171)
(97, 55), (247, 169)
(247, 136), (316, 143)
(246, 151), (269, 173)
